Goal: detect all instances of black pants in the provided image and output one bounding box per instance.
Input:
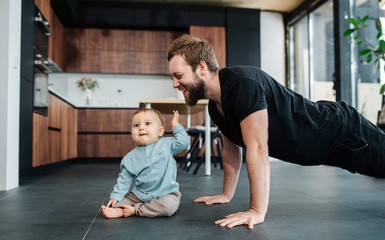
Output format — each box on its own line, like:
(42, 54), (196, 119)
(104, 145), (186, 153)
(326, 109), (385, 178)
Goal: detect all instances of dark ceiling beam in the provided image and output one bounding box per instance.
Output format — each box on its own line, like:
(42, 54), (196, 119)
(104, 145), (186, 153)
(51, 0), (80, 26)
(51, 1), (226, 30)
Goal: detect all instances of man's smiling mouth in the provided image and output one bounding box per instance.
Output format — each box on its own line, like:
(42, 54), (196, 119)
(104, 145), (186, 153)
(179, 87), (187, 95)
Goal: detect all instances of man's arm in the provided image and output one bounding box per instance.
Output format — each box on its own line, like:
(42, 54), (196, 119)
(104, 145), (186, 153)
(194, 134), (243, 204)
(215, 109), (270, 229)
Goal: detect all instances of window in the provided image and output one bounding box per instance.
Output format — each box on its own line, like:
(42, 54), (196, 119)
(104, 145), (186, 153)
(288, 0), (384, 124)
(352, 0), (383, 123)
(290, 16), (310, 98)
(289, 0), (335, 102)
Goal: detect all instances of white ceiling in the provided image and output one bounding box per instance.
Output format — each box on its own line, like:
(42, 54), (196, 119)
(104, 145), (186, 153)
(81, 0), (308, 13)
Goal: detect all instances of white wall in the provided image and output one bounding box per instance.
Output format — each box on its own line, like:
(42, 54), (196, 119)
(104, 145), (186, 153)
(49, 73), (181, 108)
(260, 12), (285, 163)
(260, 11), (286, 85)
(0, 0), (21, 190)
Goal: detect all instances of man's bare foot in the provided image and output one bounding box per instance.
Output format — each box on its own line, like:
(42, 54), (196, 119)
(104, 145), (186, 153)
(123, 205), (136, 217)
(101, 205), (124, 218)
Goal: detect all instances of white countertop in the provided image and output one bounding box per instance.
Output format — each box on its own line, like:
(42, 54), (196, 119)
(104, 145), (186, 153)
(49, 87), (135, 109)
(48, 72), (180, 109)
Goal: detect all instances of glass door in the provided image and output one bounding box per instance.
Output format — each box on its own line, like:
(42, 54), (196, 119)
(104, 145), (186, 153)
(290, 16), (310, 99)
(289, 0), (335, 102)
(309, 0), (335, 101)
(352, 0), (383, 124)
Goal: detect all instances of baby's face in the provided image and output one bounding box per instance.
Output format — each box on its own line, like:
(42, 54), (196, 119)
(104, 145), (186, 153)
(131, 111), (164, 146)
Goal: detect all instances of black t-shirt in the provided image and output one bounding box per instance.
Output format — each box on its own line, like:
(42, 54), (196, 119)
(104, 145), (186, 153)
(209, 66), (353, 165)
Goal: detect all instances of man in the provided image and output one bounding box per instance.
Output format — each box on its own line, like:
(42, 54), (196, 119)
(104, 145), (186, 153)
(167, 34), (385, 229)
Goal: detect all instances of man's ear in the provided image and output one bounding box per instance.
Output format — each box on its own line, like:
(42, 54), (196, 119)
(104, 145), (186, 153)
(158, 126), (165, 137)
(198, 61), (207, 76)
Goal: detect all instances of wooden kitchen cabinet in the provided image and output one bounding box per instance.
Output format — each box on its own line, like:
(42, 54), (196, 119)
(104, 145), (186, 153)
(60, 101), (68, 161)
(49, 8), (64, 69)
(77, 134), (133, 158)
(189, 26), (226, 69)
(62, 28), (185, 74)
(67, 105), (78, 159)
(78, 109), (133, 132)
(35, 0), (65, 70)
(77, 108), (204, 159)
(47, 93), (62, 165)
(35, 0), (50, 20)
(49, 130), (61, 164)
(33, 113), (49, 167)
(60, 100), (78, 161)
(77, 109), (135, 158)
(48, 94), (61, 129)
(33, 93), (77, 167)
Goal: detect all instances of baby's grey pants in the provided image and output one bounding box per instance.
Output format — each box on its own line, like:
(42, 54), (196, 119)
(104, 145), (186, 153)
(113, 191), (181, 217)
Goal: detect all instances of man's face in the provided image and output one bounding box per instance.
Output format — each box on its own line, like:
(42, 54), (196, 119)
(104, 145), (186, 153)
(169, 55), (207, 106)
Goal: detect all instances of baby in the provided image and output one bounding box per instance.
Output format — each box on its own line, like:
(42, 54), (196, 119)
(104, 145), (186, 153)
(101, 108), (190, 218)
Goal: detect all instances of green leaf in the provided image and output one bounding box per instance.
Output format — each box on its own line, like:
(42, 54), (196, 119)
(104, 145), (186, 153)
(377, 32), (382, 39)
(373, 59), (380, 74)
(374, 47), (383, 56)
(380, 84), (385, 95)
(348, 17), (358, 26)
(358, 16), (369, 27)
(376, 19), (382, 32)
(343, 29), (356, 36)
(356, 40), (363, 46)
(354, 35), (359, 40)
(359, 48), (371, 56)
(380, 39), (385, 51)
(366, 53), (372, 62)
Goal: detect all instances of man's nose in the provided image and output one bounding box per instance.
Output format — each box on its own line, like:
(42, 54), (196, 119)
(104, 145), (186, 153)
(173, 79), (180, 88)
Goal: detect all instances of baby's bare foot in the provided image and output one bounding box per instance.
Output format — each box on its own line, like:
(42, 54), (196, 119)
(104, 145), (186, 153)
(123, 205), (136, 217)
(101, 205), (124, 218)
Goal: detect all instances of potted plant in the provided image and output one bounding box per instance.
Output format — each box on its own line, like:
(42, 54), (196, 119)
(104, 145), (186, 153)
(76, 77), (99, 105)
(344, 0), (385, 127)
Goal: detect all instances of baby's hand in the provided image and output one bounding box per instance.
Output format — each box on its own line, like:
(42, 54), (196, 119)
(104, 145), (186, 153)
(106, 198), (118, 208)
(171, 110), (180, 128)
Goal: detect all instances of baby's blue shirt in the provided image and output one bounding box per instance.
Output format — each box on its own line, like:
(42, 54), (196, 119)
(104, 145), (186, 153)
(110, 124), (190, 203)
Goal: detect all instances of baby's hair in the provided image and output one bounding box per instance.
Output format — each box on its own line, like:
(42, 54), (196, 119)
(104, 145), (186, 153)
(133, 107), (164, 126)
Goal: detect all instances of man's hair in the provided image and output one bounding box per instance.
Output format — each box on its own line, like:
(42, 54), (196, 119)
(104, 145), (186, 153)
(132, 108), (164, 126)
(167, 34), (219, 73)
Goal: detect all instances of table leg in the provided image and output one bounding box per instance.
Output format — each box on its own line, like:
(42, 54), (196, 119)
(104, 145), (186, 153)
(186, 113), (191, 153)
(187, 113), (191, 128)
(205, 104), (211, 176)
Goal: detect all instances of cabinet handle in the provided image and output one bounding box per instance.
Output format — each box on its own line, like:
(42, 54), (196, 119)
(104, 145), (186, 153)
(34, 59), (52, 73)
(35, 12), (52, 37)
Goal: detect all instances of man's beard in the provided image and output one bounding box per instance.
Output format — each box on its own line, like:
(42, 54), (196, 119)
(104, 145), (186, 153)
(185, 74), (206, 106)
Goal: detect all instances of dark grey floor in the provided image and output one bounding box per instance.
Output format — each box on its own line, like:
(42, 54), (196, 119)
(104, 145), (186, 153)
(1, 160), (385, 240)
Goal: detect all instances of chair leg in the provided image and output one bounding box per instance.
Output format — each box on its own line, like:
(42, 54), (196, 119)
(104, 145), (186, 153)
(193, 132), (225, 174)
(180, 135), (199, 169)
(193, 154), (205, 175)
(193, 135), (216, 175)
(185, 147), (198, 171)
(185, 142), (199, 170)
